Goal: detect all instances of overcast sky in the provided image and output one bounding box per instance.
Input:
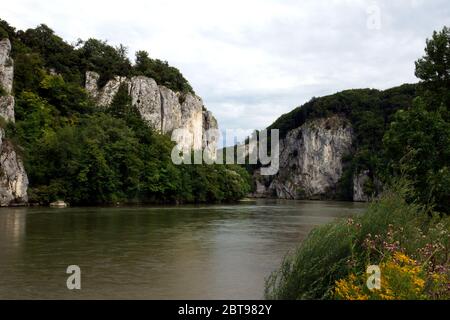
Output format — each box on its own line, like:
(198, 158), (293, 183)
(2, 0), (450, 143)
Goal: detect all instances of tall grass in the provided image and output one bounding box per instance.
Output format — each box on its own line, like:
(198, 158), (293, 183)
(264, 180), (449, 299)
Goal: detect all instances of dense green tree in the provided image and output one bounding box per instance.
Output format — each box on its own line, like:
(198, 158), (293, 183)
(383, 98), (450, 212)
(18, 24), (81, 83)
(379, 26), (450, 213)
(0, 26), (7, 39)
(39, 73), (93, 116)
(13, 52), (45, 93)
(415, 26), (450, 117)
(8, 64), (250, 205)
(415, 26), (450, 88)
(75, 38), (132, 87)
(134, 50), (193, 93)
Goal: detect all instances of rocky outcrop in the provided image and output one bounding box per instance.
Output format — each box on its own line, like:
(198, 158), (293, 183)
(180, 93), (204, 150)
(0, 130), (28, 206)
(0, 38), (15, 122)
(85, 71), (218, 151)
(251, 116), (353, 200)
(0, 38), (29, 206)
(85, 71), (100, 98)
(129, 76), (162, 131)
(160, 85), (182, 133)
(0, 95), (15, 123)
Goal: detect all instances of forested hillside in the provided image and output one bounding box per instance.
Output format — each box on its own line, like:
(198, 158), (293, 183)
(0, 19), (251, 205)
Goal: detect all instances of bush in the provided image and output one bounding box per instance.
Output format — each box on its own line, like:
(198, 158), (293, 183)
(0, 26), (8, 39)
(264, 180), (449, 300)
(133, 50), (194, 94)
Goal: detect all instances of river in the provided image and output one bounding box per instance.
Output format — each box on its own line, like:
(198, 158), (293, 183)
(0, 199), (366, 299)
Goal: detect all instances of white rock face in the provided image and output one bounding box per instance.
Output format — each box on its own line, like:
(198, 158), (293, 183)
(0, 38), (14, 94)
(99, 76), (129, 107)
(129, 76), (162, 131)
(160, 85), (182, 133)
(85, 71), (100, 98)
(0, 38), (29, 206)
(0, 129), (29, 206)
(0, 38), (15, 122)
(253, 116), (353, 199)
(180, 93), (204, 151)
(0, 95), (15, 122)
(85, 71), (218, 150)
(202, 110), (219, 158)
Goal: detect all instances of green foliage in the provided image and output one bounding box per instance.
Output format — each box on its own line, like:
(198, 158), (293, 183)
(4, 20), (194, 95)
(18, 24), (81, 83)
(0, 26), (7, 39)
(19, 103), (250, 205)
(134, 50), (193, 93)
(0, 18), (249, 205)
(14, 91), (62, 144)
(39, 73), (93, 116)
(266, 84), (417, 199)
(379, 26), (450, 214)
(9, 68), (249, 205)
(415, 26), (450, 87)
(264, 27), (450, 212)
(13, 52), (45, 93)
(382, 98), (450, 213)
(414, 26), (450, 116)
(76, 39), (132, 87)
(265, 25), (450, 301)
(0, 19), (15, 39)
(269, 85), (416, 146)
(265, 180), (449, 299)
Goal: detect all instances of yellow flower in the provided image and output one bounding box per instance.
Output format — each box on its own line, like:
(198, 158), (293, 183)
(333, 251), (434, 300)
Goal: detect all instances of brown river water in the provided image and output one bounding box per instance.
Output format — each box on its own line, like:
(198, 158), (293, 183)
(0, 199), (366, 299)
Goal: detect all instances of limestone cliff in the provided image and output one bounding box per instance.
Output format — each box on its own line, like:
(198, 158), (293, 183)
(0, 38), (29, 206)
(0, 38), (15, 122)
(85, 71), (218, 151)
(0, 129), (28, 206)
(251, 116), (355, 200)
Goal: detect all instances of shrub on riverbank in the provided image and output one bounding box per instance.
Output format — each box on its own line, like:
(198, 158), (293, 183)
(264, 180), (450, 300)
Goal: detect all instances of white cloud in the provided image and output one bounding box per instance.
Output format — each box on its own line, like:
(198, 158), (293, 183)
(2, 0), (449, 145)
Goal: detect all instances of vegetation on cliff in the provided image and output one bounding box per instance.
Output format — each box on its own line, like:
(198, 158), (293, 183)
(0, 19), (250, 205)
